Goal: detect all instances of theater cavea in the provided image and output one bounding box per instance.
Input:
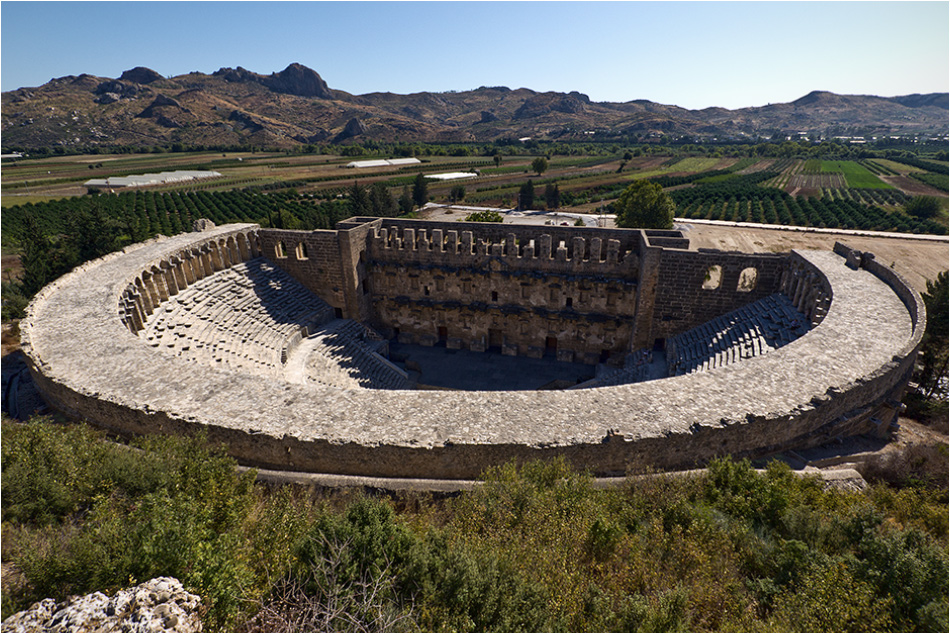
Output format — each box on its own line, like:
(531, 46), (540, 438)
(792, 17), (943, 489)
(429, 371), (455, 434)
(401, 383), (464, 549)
(21, 217), (924, 480)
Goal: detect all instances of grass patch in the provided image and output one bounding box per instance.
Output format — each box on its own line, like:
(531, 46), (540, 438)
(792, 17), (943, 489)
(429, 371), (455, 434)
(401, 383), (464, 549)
(821, 160), (892, 189)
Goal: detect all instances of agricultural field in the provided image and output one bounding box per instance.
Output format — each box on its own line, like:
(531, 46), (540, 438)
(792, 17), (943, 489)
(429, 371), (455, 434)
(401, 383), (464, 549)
(868, 158), (925, 174)
(2, 148), (947, 322)
(820, 160), (892, 189)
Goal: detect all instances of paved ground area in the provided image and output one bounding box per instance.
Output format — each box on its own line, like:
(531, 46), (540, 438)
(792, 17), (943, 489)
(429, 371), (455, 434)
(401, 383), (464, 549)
(389, 341), (597, 391)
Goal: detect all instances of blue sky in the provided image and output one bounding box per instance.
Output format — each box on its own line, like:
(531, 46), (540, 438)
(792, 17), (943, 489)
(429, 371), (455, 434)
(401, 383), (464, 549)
(2, 1), (947, 110)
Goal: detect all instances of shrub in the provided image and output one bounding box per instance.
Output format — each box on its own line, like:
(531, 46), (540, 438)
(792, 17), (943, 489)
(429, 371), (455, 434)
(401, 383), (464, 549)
(2, 420), (259, 629)
(770, 559), (894, 631)
(463, 210), (504, 223)
(1, 418), (171, 525)
(858, 443), (949, 490)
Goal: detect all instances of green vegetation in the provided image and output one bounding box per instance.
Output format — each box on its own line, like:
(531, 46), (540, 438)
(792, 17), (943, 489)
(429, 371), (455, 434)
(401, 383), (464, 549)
(820, 160), (892, 189)
(2, 418), (947, 632)
(519, 180), (536, 210)
(916, 272), (949, 400)
(463, 211), (504, 223)
(905, 196), (943, 220)
(449, 183), (467, 203)
(911, 172), (949, 192)
(412, 173), (429, 208)
(531, 156), (549, 176)
(614, 181), (675, 229)
(669, 171), (945, 234)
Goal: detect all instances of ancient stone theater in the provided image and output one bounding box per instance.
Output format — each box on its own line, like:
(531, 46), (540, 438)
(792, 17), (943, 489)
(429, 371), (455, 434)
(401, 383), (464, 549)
(21, 217), (924, 480)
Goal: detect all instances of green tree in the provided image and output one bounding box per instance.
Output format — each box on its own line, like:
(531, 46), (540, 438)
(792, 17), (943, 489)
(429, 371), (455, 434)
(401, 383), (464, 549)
(917, 271), (948, 399)
(464, 210), (504, 223)
(398, 185), (414, 215)
(614, 180), (675, 229)
(518, 181), (536, 210)
(369, 182), (398, 217)
(449, 184), (466, 203)
(349, 181), (369, 216)
(412, 173), (429, 209)
(544, 183), (560, 210)
(531, 156), (548, 176)
(493, 154), (503, 168)
(904, 196), (942, 219)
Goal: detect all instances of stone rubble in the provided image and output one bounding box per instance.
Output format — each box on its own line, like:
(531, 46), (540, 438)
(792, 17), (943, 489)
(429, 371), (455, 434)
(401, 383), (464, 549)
(1, 577), (202, 633)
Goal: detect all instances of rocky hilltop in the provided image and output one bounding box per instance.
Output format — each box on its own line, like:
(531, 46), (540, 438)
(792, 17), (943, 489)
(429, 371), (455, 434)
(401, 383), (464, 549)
(2, 63), (947, 149)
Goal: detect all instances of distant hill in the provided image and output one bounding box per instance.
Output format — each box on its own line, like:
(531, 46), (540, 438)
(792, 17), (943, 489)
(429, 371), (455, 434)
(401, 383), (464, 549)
(2, 63), (947, 150)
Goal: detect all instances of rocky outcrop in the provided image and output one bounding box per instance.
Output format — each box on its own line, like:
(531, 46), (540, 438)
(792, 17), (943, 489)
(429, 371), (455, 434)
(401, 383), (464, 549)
(0, 577), (202, 633)
(228, 110), (265, 132)
(119, 67), (164, 85)
(265, 63), (333, 99)
(95, 80), (142, 97)
(213, 63), (333, 99)
(336, 117), (367, 141)
(513, 92), (589, 119)
(137, 94), (191, 119)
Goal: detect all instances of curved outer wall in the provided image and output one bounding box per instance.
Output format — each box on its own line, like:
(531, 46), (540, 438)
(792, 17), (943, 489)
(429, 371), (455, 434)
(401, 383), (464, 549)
(20, 224), (924, 479)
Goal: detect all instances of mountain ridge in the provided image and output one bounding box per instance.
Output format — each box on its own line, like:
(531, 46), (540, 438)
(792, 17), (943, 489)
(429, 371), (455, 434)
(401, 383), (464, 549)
(2, 63), (947, 150)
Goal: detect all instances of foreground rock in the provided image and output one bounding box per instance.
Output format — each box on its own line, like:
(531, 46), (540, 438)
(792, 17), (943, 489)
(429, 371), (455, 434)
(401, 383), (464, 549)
(1, 577), (202, 633)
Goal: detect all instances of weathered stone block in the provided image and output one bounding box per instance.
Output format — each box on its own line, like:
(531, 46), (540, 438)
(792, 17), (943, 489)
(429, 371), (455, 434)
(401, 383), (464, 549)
(581, 351), (600, 365)
(526, 346), (545, 359)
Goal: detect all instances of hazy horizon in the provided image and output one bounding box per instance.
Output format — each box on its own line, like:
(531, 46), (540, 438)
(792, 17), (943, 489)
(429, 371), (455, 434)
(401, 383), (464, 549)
(2, 1), (948, 110)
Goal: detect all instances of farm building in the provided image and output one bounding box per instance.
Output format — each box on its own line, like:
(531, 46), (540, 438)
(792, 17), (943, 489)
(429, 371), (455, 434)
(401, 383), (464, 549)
(425, 172), (478, 181)
(345, 158), (422, 168)
(84, 170), (222, 190)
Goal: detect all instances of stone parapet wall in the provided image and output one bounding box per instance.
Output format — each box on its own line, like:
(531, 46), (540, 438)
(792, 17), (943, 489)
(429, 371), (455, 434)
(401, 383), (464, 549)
(256, 229), (348, 315)
(369, 220), (641, 277)
(648, 248), (787, 342)
(21, 223), (924, 480)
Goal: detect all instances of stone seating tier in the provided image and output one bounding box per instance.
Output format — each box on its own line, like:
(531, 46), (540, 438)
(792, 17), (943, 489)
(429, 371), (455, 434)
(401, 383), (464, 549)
(665, 293), (810, 377)
(141, 258), (336, 378)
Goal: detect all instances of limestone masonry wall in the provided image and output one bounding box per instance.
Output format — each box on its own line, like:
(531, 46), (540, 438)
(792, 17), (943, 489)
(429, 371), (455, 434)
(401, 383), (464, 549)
(649, 249), (787, 343)
(20, 220), (924, 480)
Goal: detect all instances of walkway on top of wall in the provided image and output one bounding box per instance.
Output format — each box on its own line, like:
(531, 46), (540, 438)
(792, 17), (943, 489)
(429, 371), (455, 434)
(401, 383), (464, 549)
(21, 224), (920, 478)
(675, 218), (950, 243)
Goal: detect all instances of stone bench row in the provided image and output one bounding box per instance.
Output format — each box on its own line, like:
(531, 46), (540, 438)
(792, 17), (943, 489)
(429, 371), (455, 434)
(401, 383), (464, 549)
(305, 319), (411, 390)
(666, 293), (809, 377)
(141, 259), (336, 378)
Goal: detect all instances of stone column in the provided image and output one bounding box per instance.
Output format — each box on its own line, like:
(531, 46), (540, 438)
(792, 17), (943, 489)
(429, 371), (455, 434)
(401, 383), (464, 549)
(631, 241), (661, 351)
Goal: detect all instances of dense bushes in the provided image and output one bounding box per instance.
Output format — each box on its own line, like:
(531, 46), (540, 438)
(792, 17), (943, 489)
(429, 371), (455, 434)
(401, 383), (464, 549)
(2, 418), (947, 632)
